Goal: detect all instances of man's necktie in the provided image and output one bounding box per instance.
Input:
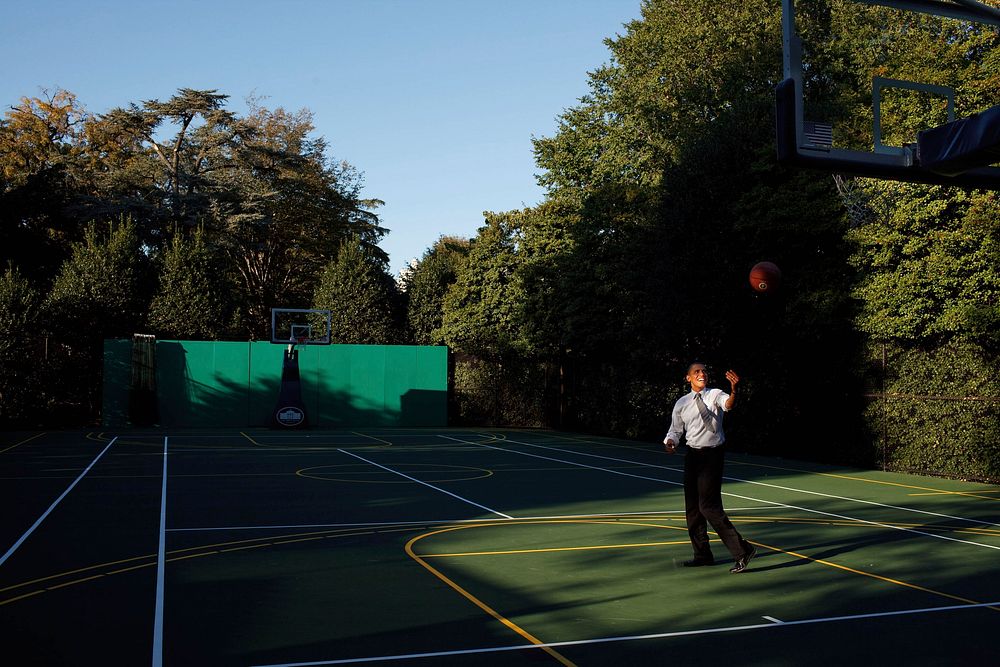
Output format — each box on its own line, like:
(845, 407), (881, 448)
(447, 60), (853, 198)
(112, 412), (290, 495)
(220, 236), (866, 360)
(694, 392), (716, 432)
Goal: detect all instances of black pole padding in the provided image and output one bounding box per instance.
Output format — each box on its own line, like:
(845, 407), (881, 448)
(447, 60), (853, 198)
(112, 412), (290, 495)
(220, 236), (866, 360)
(272, 348), (308, 428)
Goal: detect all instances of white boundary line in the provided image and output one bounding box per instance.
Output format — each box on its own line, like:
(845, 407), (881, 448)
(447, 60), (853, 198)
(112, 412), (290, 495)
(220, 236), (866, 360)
(152, 436), (168, 667)
(442, 436), (1000, 551)
(0, 436), (118, 567)
(503, 438), (1000, 528)
(164, 507), (776, 533)
(337, 449), (513, 519)
(251, 600), (1000, 666)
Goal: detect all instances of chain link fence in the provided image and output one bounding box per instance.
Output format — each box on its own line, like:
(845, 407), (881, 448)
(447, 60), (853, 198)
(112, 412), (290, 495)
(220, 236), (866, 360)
(862, 340), (1000, 482)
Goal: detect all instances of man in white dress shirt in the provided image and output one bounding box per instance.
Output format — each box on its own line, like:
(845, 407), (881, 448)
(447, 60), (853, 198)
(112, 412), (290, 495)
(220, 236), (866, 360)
(664, 362), (756, 573)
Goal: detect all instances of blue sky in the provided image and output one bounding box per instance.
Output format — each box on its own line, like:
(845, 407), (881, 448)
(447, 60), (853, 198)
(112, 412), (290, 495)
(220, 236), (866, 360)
(1, 0), (643, 276)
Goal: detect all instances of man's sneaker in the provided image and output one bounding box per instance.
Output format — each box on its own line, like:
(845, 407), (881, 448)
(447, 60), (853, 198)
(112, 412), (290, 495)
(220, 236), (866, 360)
(729, 543), (757, 574)
(682, 557), (715, 567)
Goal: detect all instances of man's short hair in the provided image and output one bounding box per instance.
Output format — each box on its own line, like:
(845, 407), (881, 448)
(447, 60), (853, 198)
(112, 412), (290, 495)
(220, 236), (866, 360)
(686, 361), (708, 374)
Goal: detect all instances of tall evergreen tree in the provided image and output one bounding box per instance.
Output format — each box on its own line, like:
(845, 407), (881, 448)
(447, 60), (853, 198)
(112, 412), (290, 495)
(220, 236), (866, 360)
(42, 218), (152, 423)
(404, 235), (470, 345)
(440, 212), (528, 359)
(149, 227), (232, 340)
(0, 266), (40, 423)
(44, 217), (151, 341)
(312, 236), (400, 344)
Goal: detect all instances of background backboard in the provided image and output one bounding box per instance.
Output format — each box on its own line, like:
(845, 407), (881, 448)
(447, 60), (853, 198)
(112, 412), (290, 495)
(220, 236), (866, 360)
(777, 0), (1000, 187)
(270, 308), (332, 345)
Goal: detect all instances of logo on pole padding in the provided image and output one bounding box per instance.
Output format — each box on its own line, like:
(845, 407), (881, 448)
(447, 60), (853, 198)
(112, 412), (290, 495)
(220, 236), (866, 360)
(276, 407), (305, 427)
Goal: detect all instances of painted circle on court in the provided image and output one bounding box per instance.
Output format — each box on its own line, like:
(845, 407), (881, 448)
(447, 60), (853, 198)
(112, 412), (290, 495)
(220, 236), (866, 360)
(297, 463), (493, 483)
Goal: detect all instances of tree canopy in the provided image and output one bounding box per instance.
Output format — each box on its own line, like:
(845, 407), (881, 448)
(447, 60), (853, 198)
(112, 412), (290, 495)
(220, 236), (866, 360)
(3, 2), (998, 480)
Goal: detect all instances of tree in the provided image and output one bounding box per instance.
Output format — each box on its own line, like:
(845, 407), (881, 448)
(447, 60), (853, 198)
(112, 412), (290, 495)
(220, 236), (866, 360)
(148, 227), (233, 340)
(312, 236), (401, 344)
(213, 100), (387, 338)
(42, 218), (151, 423)
(0, 266), (40, 423)
(404, 235), (470, 345)
(94, 89), (241, 232)
(0, 89), (90, 281)
(45, 217), (151, 340)
(440, 212), (529, 359)
(849, 185), (1000, 347)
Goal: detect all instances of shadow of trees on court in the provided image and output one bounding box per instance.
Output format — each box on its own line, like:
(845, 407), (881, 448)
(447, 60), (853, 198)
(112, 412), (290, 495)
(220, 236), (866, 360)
(161, 467), (1000, 666)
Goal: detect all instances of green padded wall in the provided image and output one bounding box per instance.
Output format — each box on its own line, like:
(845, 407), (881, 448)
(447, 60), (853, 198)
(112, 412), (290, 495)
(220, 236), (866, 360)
(103, 341), (448, 428)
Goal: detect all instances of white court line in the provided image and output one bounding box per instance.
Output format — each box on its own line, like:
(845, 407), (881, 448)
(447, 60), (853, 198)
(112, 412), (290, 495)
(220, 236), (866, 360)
(0, 437), (118, 567)
(152, 437), (168, 667)
(164, 508), (778, 534)
(337, 449), (513, 519)
(442, 437), (1000, 551)
(251, 599), (1000, 666)
(762, 615), (784, 624)
(503, 438), (1000, 529)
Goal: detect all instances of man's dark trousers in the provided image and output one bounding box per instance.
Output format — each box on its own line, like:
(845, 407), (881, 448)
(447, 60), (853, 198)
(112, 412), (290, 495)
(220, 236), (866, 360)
(684, 445), (748, 560)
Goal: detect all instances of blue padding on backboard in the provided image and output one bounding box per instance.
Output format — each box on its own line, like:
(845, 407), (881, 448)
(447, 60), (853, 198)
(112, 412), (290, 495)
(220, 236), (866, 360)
(918, 106), (1000, 176)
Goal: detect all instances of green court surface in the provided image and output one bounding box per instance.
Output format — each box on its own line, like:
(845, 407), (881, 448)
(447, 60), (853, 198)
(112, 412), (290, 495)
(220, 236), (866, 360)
(2, 429), (998, 666)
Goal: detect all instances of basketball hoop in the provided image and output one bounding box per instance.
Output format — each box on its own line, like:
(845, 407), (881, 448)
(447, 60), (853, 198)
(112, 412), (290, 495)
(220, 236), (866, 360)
(286, 334), (309, 352)
(270, 308), (331, 346)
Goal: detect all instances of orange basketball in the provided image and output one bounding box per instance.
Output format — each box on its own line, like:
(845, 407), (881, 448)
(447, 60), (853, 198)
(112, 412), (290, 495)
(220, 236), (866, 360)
(749, 261), (781, 293)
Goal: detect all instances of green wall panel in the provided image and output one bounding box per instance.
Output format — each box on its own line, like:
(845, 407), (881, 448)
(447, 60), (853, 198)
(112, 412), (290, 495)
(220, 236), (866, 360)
(104, 340), (448, 428)
(155, 341), (250, 427)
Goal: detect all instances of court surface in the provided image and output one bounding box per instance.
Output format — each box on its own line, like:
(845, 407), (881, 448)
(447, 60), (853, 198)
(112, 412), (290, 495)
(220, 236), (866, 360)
(2, 428), (998, 666)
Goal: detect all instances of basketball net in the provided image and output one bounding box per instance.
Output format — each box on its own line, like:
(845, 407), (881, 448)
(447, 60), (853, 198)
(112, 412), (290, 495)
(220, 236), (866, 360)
(832, 174), (874, 229)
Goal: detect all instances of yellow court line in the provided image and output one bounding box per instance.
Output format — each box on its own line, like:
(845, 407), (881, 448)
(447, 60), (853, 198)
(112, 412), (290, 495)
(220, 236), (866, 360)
(750, 538), (1000, 612)
(406, 526), (578, 667)
(0, 552), (157, 593)
(728, 514), (1000, 535)
(728, 459), (1000, 502)
(0, 432), (46, 453)
(422, 539), (693, 558)
(106, 563), (155, 576)
(47, 574), (103, 590)
(825, 475), (1000, 502)
(409, 518), (1000, 649)
(1, 589), (47, 605)
(352, 431), (394, 447)
(240, 431), (265, 447)
(0, 526), (424, 603)
(909, 490), (1000, 498)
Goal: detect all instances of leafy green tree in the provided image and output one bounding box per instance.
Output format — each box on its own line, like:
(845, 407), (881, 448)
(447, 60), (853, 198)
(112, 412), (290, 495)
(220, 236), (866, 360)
(95, 88), (241, 229)
(440, 211), (529, 358)
(849, 185), (1000, 347)
(0, 266), (41, 423)
(524, 0), (825, 439)
(2, 87), (389, 343)
(404, 235), (470, 345)
(149, 227), (233, 340)
(213, 100), (387, 338)
(0, 89), (90, 281)
(41, 218), (151, 423)
(313, 236), (401, 344)
(44, 217), (151, 341)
